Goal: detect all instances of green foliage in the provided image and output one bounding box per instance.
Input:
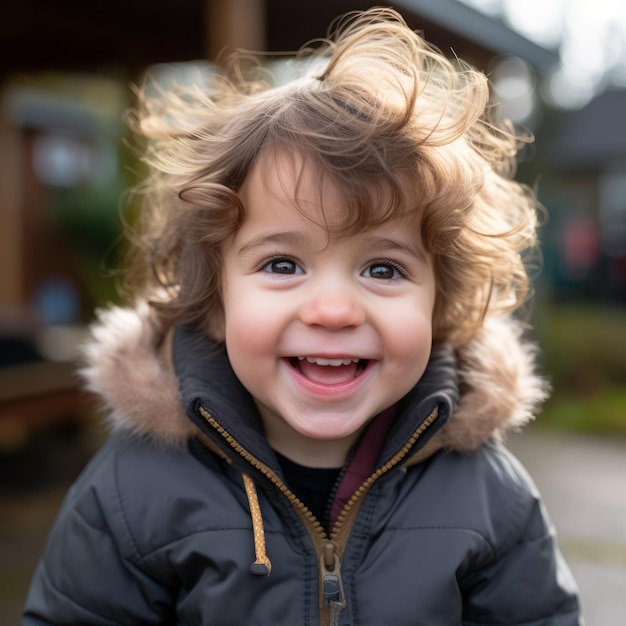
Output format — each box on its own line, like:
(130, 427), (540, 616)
(540, 388), (626, 435)
(534, 305), (626, 436)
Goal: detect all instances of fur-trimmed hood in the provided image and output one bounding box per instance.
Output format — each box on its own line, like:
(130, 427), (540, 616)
(80, 302), (549, 456)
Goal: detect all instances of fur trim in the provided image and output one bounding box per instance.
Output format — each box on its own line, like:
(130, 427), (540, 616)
(80, 304), (548, 452)
(80, 302), (199, 444)
(433, 316), (550, 452)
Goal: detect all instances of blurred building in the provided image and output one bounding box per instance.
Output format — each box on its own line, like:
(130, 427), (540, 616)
(539, 89), (626, 305)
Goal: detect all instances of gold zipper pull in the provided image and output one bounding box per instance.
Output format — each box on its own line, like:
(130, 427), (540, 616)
(320, 541), (346, 624)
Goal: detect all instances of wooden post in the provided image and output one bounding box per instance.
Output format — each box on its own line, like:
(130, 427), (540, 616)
(205, 0), (267, 61)
(0, 111), (23, 308)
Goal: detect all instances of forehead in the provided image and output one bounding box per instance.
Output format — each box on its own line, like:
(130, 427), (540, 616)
(238, 147), (420, 234)
(240, 149), (337, 223)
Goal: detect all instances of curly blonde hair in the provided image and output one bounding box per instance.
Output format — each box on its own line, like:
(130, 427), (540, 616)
(125, 7), (538, 348)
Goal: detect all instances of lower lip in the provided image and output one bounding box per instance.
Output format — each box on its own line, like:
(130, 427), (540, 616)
(282, 358), (375, 399)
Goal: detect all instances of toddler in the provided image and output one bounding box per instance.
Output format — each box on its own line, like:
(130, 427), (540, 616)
(24, 8), (582, 625)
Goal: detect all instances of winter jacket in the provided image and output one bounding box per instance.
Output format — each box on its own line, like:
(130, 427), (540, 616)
(23, 303), (582, 625)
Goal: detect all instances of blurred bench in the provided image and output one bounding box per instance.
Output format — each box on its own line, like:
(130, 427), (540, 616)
(0, 329), (89, 451)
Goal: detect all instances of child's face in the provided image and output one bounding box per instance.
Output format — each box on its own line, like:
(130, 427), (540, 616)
(219, 151), (436, 465)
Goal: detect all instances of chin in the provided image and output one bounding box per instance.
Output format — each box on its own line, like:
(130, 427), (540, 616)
(292, 419), (368, 442)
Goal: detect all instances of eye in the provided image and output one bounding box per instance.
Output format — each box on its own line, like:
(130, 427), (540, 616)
(362, 261), (407, 280)
(261, 257), (303, 275)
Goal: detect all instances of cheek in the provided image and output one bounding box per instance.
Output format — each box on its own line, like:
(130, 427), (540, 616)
(226, 308), (261, 347)
(223, 295), (280, 364)
(224, 314), (266, 390)
(385, 312), (433, 369)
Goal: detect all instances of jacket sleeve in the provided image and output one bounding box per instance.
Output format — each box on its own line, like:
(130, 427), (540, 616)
(22, 441), (176, 625)
(461, 459), (583, 625)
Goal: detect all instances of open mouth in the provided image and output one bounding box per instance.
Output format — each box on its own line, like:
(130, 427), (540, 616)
(289, 356), (369, 384)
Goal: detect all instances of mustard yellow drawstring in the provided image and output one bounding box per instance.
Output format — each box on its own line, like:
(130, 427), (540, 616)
(241, 472), (272, 576)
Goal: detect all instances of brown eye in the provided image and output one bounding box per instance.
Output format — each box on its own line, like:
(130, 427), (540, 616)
(363, 262), (405, 280)
(262, 258), (303, 274)
(370, 264), (394, 279)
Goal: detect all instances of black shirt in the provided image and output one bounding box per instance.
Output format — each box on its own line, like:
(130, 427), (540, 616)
(275, 452), (342, 528)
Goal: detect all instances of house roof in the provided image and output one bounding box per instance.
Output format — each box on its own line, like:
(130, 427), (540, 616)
(544, 88), (626, 173)
(395, 0), (558, 72)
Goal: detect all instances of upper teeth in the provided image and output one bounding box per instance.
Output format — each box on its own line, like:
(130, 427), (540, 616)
(298, 356), (359, 367)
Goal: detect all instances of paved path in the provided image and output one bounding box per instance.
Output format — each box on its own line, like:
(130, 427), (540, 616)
(507, 426), (626, 626)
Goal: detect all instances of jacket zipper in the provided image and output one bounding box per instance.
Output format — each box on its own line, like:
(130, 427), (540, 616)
(198, 405), (438, 626)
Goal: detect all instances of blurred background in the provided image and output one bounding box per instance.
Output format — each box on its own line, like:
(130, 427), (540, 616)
(0, 0), (624, 623)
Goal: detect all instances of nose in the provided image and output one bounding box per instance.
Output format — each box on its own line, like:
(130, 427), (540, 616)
(299, 287), (366, 330)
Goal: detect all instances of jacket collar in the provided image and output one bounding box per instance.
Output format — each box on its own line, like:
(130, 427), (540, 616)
(171, 322), (458, 473)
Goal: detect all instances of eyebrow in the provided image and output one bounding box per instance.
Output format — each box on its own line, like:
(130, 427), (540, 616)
(361, 235), (429, 263)
(237, 231), (312, 256)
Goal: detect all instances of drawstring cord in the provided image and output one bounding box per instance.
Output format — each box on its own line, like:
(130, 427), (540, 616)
(241, 472), (272, 576)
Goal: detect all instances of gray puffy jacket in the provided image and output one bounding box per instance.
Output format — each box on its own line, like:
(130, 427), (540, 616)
(23, 305), (582, 625)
